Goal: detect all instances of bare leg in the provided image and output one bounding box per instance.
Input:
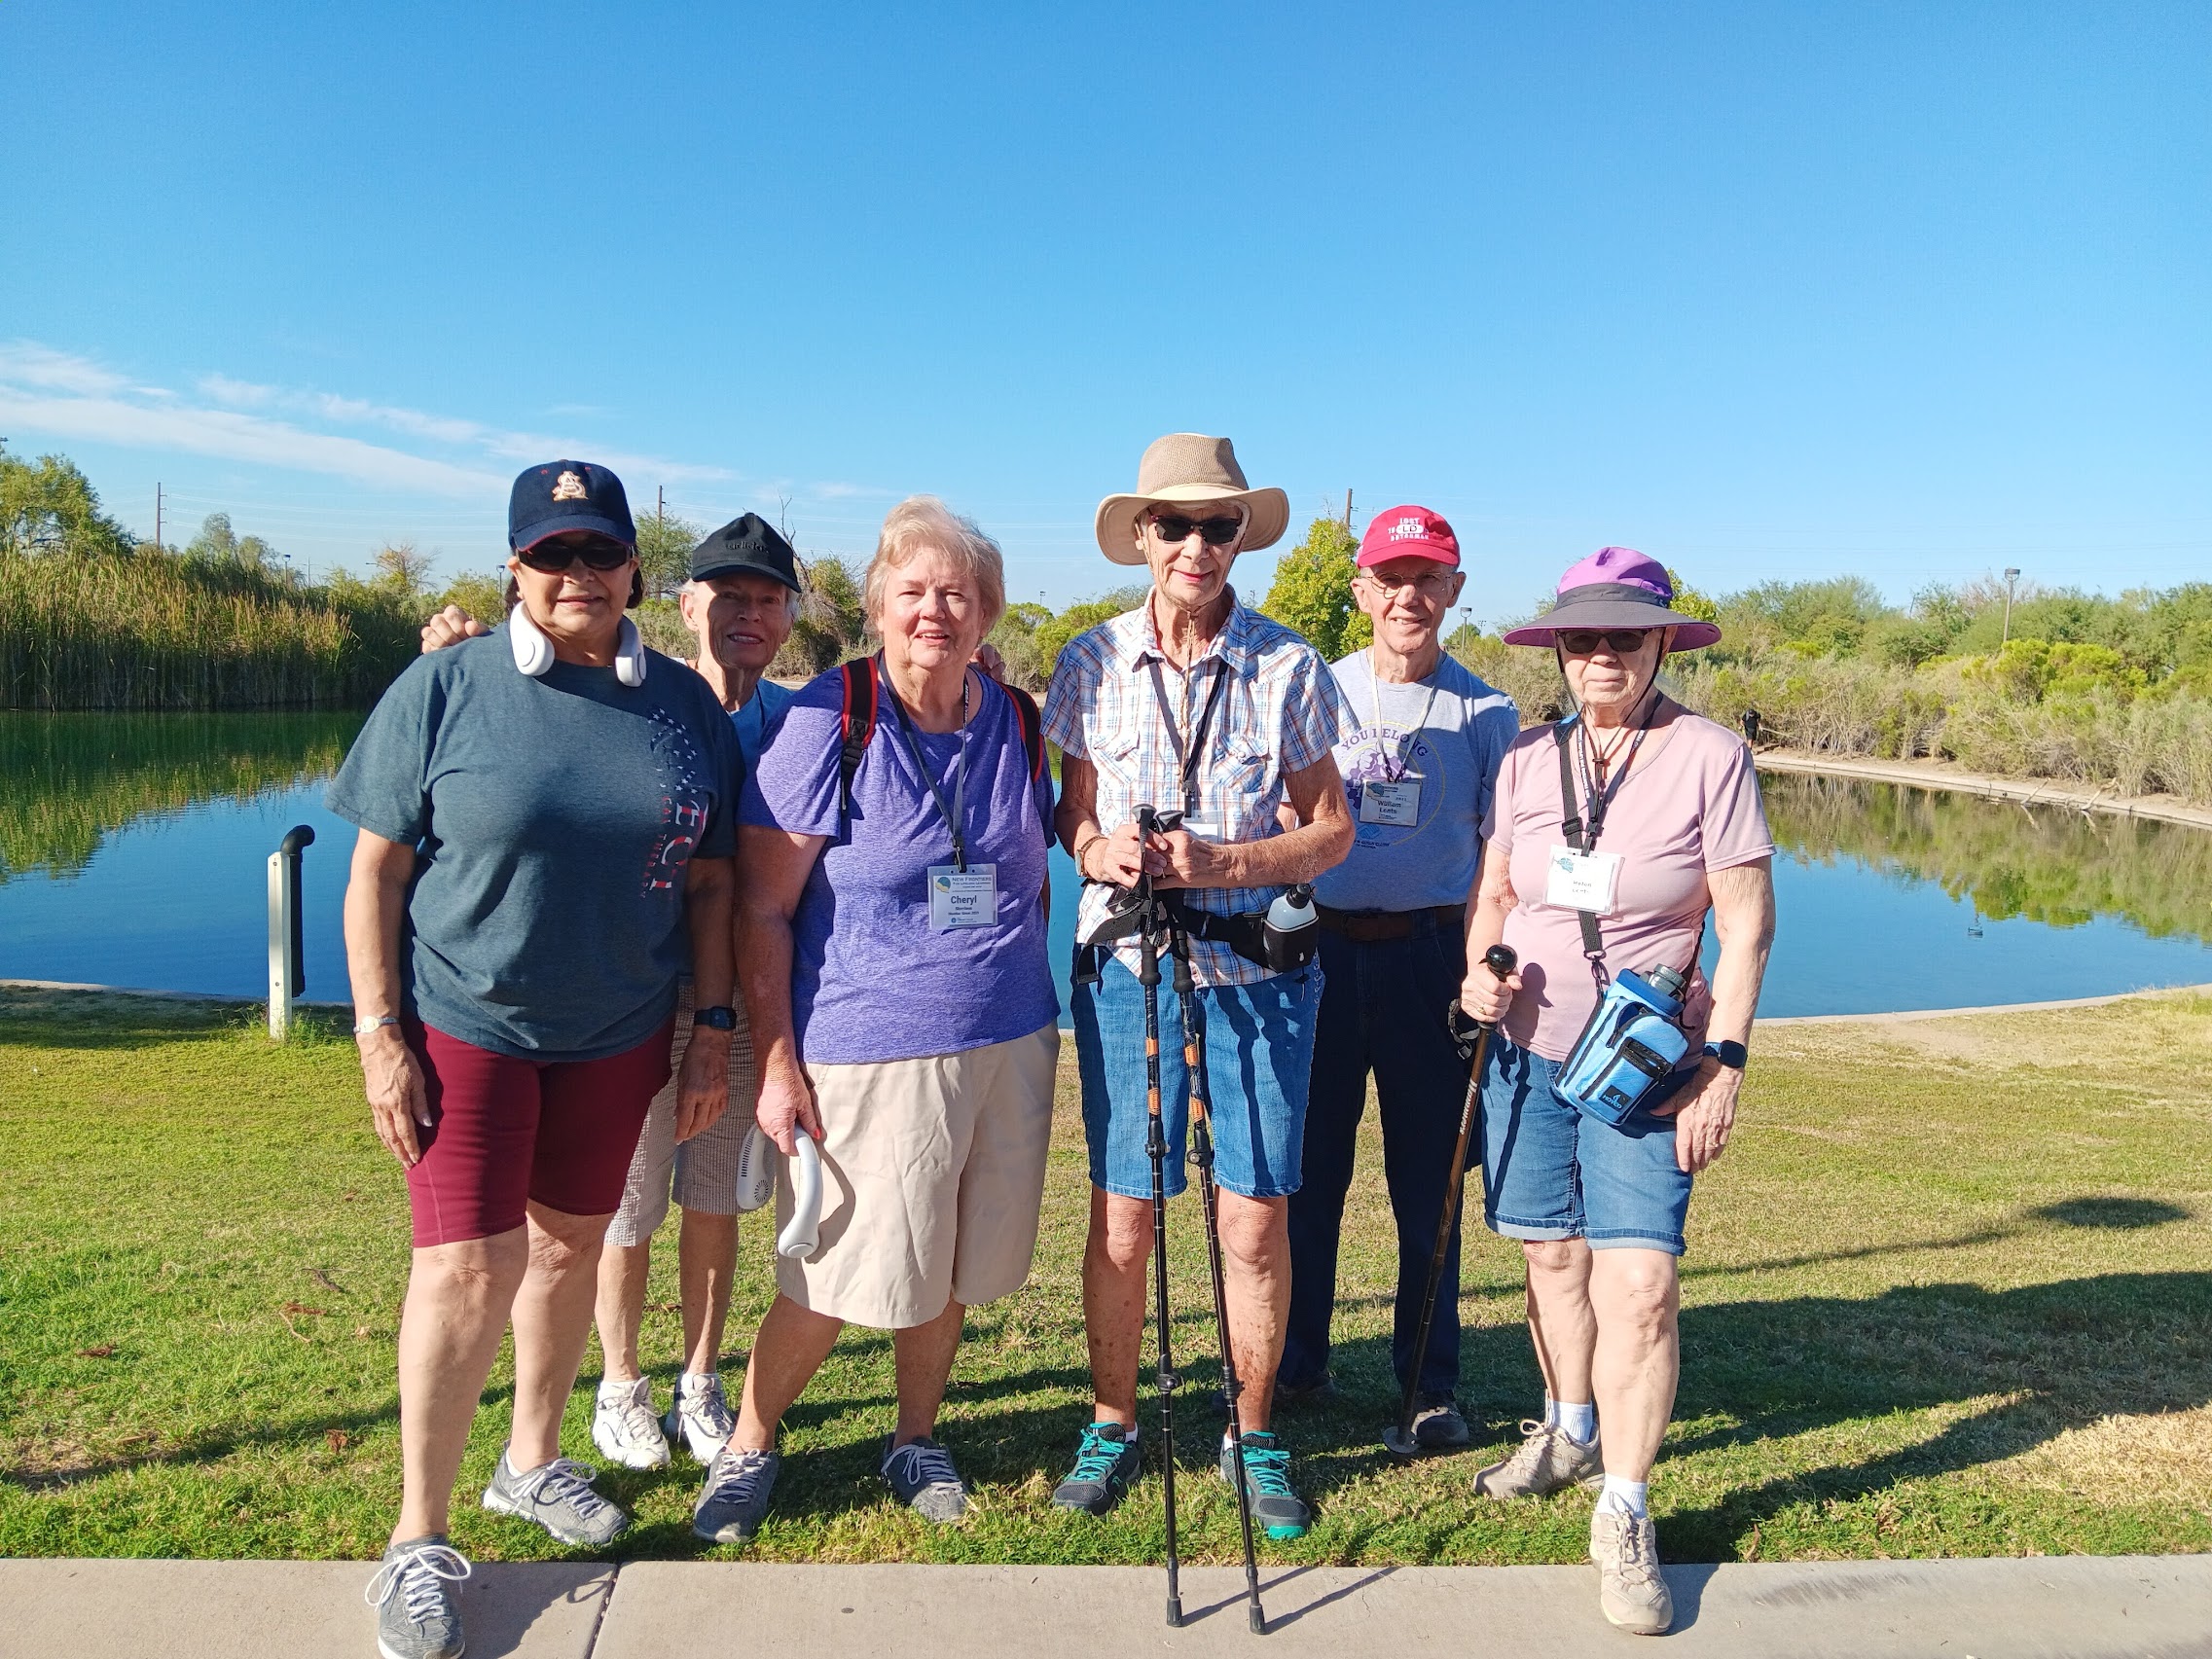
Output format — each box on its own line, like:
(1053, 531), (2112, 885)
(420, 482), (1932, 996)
(889, 1298), (966, 1446)
(1587, 1248), (1680, 1479)
(677, 1208), (741, 1376)
(594, 1239), (651, 1385)
(1082, 1188), (1156, 1426)
(1522, 1238), (1596, 1409)
(393, 1227), (529, 1541)
(506, 1203), (615, 1471)
(1215, 1191), (1290, 1434)
(731, 1293), (843, 1451)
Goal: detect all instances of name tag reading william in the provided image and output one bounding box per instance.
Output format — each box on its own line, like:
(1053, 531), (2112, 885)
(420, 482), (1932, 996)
(1545, 846), (1623, 915)
(1359, 778), (1422, 827)
(929, 863), (997, 930)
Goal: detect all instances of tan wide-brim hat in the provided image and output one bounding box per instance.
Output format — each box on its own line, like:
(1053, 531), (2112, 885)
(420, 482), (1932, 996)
(1094, 432), (1291, 565)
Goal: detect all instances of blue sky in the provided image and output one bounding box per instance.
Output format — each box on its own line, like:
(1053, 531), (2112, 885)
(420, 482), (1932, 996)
(2, 2), (2204, 622)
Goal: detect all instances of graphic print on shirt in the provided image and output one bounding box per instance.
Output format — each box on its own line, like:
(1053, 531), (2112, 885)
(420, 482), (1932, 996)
(640, 705), (717, 893)
(1339, 722), (1444, 848)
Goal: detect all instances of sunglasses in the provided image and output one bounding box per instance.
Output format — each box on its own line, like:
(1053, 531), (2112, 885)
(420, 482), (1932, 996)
(516, 536), (635, 573)
(1150, 514), (1244, 547)
(1557, 628), (1658, 655)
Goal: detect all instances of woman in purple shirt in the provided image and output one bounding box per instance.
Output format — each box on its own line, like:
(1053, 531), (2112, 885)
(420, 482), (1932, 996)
(686, 496), (1059, 1545)
(1457, 548), (1776, 1637)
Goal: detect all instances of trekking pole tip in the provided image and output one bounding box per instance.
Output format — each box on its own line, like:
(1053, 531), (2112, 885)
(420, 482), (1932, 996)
(1166, 1596), (1183, 1627)
(1249, 1605), (1267, 1635)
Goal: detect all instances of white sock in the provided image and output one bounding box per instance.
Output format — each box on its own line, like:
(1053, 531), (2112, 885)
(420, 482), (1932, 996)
(1556, 1400), (1598, 1445)
(1599, 1475), (1649, 1519)
(1542, 1393), (1559, 1429)
(678, 1369), (717, 1394)
(1116, 1424), (1139, 1446)
(598, 1375), (644, 1401)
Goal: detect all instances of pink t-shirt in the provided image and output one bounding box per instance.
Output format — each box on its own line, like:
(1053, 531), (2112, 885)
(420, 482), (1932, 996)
(1481, 710), (1773, 1062)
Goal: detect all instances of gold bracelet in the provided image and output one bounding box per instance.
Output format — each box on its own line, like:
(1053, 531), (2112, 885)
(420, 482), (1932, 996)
(1072, 834), (1104, 878)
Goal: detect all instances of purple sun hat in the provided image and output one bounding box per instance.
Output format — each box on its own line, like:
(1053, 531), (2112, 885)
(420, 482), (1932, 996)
(1501, 546), (1722, 652)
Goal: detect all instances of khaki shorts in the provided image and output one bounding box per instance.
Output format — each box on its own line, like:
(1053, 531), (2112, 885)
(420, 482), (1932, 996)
(775, 1023), (1060, 1329)
(604, 980), (760, 1249)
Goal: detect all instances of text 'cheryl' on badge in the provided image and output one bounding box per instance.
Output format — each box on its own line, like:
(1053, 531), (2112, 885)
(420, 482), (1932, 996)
(1544, 845), (1623, 915)
(929, 863), (997, 929)
(1359, 778), (1421, 826)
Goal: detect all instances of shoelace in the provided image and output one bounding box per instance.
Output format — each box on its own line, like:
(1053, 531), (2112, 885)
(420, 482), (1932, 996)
(363, 1543), (470, 1621)
(1608, 1513), (1662, 1587)
(884, 1439), (961, 1492)
(1235, 1438), (1295, 1498)
(1502, 1419), (1558, 1474)
(704, 1446), (777, 1507)
(680, 1376), (736, 1437)
(521, 1457), (617, 1522)
(1068, 1427), (1127, 1485)
(609, 1386), (661, 1445)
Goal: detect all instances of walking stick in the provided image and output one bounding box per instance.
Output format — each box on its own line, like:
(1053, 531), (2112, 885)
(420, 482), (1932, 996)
(1381, 944), (1518, 1460)
(1170, 920), (1267, 1635)
(1134, 805), (1183, 1628)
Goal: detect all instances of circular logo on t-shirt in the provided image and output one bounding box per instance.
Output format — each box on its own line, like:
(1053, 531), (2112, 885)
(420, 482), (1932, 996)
(1339, 725), (1444, 848)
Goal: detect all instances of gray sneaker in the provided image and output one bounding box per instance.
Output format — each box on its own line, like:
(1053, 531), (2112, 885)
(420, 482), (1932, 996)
(364, 1534), (469, 1659)
(1472, 1419), (1604, 1498)
(1411, 1396), (1471, 1450)
(881, 1434), (968, 1523)
(1219, 1430), (1309, 1540)
(1591, 1506), (1674, 1634)
(693, 1443), (781, 1543)
(480, 1451), (630, 1546)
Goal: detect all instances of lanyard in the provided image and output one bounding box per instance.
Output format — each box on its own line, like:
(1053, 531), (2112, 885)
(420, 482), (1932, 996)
(884, 657), (972, 871)
(1556, 689), (1657, 854)
(1146, 656), (1229, 822)
(1365, 652), (1440, 783)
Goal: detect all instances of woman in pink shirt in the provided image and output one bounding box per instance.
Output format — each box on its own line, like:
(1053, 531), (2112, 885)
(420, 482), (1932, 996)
(1456, 548), (1776, 1637)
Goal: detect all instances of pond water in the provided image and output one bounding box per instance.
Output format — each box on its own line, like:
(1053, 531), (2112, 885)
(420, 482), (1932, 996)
(4, 713), (2210, 1016)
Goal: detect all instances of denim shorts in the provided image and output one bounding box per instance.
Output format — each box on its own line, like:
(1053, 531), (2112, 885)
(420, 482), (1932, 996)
(1478, 1033), (1696, 1255)
(1071, 956), (1322, 1200)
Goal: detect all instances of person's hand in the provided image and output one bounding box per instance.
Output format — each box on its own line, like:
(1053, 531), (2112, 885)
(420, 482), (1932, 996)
(419, 605), (490, 654)
(359, 1027), (430, 1167)
(672, 1028), (730, 1143)
(1145, 826), (1234, 889)
(971, 641), (1006, 682)
(1458, 958), (1522, 1025)
(1652, 1055), (1739, 1172)
(752, 1056), (822, 1156)
(1081, 820), (1148, 887)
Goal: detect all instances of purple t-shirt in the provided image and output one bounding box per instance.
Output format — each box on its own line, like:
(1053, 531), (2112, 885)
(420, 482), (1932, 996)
(1482, 709), (1773, 1061)
(741, 666), (1059, 1065)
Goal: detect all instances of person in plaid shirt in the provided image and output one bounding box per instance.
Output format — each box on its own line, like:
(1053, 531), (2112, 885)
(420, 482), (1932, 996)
(1042, 433), (1354, 1541)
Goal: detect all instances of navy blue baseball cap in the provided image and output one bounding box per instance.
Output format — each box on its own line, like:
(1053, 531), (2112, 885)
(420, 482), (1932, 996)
(691, 513), (803, 593)
(508, 460), (636, 552)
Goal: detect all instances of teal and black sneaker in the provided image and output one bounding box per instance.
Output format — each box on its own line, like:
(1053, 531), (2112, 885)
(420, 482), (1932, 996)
(1220, 1429), (1310, 1540)
(1052, 1421), (1141, 1516)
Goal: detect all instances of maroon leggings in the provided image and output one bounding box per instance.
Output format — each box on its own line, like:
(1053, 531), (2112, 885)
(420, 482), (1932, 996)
(403, 1017), (675, 1247)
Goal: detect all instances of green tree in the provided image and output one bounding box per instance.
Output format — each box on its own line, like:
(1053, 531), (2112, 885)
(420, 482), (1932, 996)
(775, 554), (871, 676)
(0, 444), (135, 559)
(1260, 516), (1368, 658)
(635, 509), (704, 600)
(373, 541), (433, 596)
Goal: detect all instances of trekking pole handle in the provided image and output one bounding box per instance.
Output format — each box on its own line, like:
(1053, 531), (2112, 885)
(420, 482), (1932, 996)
(1447, 945), (1518, 1050)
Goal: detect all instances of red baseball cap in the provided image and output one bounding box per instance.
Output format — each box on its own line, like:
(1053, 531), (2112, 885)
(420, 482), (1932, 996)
(1357, 503), (1460, 567)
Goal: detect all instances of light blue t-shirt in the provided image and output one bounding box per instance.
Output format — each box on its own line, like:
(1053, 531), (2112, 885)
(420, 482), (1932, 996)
(1313, 649), (1518, 913)
(732, 677), (795, 768)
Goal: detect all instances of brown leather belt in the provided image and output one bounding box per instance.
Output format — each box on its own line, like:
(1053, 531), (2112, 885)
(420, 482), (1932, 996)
(1316, 903), (1466, 943)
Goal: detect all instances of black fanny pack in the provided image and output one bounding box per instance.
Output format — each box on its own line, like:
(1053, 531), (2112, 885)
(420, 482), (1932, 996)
(1073, 884), (1320, 982)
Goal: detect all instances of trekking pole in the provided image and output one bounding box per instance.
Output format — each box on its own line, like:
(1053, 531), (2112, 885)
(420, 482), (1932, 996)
(1171, 918), (1267, 1635)
(1382, 944), (1518, 1460)
(1134, 804), (1182, 1629)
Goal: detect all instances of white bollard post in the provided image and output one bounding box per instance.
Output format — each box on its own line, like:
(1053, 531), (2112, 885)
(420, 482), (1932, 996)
(267, 824), (315, 1040)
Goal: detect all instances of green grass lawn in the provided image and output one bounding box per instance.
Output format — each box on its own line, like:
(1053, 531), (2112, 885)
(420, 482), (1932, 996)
(3, 986), (2208, 1566)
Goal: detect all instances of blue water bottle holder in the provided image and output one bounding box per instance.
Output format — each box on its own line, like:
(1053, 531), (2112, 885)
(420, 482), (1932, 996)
(1547, 711), (1701, 1127)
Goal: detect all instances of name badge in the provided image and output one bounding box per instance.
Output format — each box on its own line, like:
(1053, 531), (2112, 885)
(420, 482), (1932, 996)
(1359, 778), (1422, 827)
(1545, 846), (1623, 915)
(928, 863), (997, 930)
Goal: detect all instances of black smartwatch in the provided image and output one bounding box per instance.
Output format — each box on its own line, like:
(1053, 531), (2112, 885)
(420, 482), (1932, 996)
(1703, 1039), (1748, 1070)
(691, 1004), (737, 1032)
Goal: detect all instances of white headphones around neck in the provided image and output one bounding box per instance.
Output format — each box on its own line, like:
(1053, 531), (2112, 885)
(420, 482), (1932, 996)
(508, 604), (646, 687)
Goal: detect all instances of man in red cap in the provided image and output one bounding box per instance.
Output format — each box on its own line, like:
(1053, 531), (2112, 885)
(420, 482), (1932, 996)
(1280, 505), (1518, 1447)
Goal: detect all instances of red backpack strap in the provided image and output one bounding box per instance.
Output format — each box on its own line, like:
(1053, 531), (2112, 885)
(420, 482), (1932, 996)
(1000, 681), (1046, 781)
(837, 657), (879, 831)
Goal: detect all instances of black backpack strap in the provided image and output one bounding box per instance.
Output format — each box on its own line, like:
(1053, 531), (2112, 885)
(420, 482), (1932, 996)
(838, 657), (879, 832)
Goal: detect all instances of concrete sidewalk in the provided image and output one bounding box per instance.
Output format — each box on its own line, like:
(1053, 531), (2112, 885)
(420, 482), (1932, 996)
(4, 1555), (2207, 1659)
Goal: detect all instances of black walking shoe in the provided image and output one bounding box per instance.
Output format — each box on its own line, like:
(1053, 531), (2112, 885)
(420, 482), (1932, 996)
(1052, 1421), (1141, 1516)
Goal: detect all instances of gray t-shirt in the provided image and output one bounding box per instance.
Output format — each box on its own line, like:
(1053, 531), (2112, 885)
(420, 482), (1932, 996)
(1313, 649), (1518, 913)
(327, 631), (742, 1061)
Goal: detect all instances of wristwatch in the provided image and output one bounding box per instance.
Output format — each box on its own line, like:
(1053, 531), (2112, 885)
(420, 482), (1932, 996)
(1703, 1039), (1748, 1070)
(692, 1005), (738, 1032)
(353, 1014), (401, 1038)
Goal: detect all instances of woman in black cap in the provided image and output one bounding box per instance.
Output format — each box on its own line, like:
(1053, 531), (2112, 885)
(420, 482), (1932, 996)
(335, 461), (743, 1659)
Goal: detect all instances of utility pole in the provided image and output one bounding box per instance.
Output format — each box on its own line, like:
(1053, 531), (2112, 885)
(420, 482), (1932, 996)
(155, 484), (163, 552)
(658, 486), (666, 529)
(2002, 567), (2021, 646)
(1343, 488), (1354, 532)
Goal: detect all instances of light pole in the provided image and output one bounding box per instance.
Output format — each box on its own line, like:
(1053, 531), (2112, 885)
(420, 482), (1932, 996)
(2001, 567), (2021, 647)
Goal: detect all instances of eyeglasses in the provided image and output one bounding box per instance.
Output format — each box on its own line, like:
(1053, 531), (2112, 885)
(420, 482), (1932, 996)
(516, 536), (635, 573)
(1557, 629), (1658, 655)
(1360, 567), (1459, 597)
(1150, 514), (1244, 547)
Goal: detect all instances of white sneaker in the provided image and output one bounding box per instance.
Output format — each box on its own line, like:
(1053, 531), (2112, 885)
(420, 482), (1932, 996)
(592, 1376), (671, 1470)
(664, 1372), (737, 1462)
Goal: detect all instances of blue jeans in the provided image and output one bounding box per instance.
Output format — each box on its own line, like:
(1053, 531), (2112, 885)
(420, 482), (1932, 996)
(1284, 920), (1470, 1400)
(1479, 1034), (1696, 1255)
(1070, 955), (1321, 1200)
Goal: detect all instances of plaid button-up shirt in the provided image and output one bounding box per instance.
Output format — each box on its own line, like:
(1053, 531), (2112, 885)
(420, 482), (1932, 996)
(1042, 593), (1352, 988)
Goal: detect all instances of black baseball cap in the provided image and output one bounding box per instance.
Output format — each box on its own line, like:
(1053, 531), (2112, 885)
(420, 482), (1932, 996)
(509, 460), (636, 552)
(690, 513), (802, 593)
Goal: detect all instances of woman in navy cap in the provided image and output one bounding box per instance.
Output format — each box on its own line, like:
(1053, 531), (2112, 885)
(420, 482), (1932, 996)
(334, 461), (743, 1659)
